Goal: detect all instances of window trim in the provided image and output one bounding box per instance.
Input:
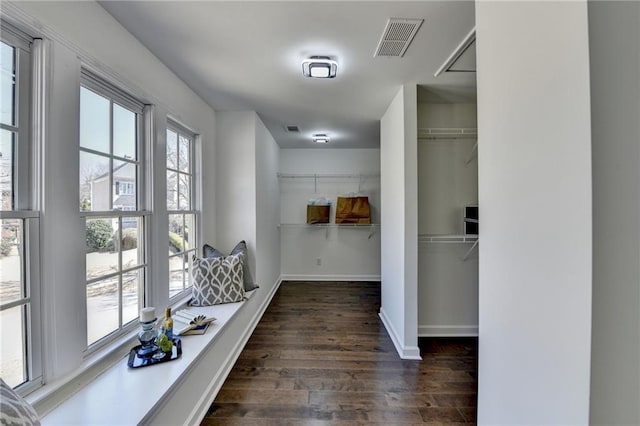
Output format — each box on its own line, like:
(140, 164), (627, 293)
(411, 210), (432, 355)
(0, 22), (42, 393)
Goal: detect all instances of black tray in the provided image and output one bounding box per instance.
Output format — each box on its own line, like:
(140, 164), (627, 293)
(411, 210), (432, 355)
(127, 338), (182, 368)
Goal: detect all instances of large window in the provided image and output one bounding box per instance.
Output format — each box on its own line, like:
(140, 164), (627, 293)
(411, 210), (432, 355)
(0, 26), (41, 389)
(80, 72), (146, 347)
(167, 123), (197, 298)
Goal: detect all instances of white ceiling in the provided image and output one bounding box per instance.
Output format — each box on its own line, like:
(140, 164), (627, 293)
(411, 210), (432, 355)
(99, 1), (476, 149)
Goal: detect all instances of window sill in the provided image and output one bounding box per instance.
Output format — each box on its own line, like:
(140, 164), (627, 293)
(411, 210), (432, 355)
(27, 293), (193, 413)
(38, 291), (255, 425)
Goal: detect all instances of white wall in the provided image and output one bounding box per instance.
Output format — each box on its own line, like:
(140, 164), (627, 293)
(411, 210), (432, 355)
(380, 85), (420, 360)
(279, 149), (381, 280)
(475, 2), (593, 424)
(417, 103), (477, 129)
(588, 2), (640, 424)
(255, 116), (281, 292)
(417, 139), (478, 234)
(214, 111), (257, 274)
(3, 1), (217, 383)
(418, 243), (478, 336)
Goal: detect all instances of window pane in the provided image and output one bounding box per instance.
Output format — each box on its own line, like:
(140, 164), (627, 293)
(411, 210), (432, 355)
(86, 218), (117, 281)
(168, 214), (184, 255)
(80, 151), (109, 211)
(166, 129), (177, 169)
(113, 160), (136, 210)
(169, 255), (185, 297)
(86, 276), (119, 346)
(122, 268), (141, 325)
(0, 129), (14, 210)
(0, 42), (15, 127)
(0, 304), (26, 387)
(184, 214), (194, 252)
(121, 217), (142, 269)
(113, 103), (136, 160)
(0, 219), (23, 305)
(178, 173), (190, 210)
(166, 171), (177, 211)
(178, 135), (190, 172)
(80, 87), (110, 154)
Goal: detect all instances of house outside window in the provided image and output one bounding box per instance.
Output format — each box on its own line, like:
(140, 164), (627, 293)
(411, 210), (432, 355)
(167, 122), (198, 298)
(0, 24), (42, 390)
(79, 71), (147, 347)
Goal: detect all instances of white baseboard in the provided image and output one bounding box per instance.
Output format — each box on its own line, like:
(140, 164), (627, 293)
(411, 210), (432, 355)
(280, 274), (381, 282)
(188, 275), (283, 425)
(418, 325), (479, 337)
(379, 308), (422, 360)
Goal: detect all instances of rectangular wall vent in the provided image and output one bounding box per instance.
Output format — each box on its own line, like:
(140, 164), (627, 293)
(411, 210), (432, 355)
(374, 18), (424, 58)
(285, 125), (300, 132)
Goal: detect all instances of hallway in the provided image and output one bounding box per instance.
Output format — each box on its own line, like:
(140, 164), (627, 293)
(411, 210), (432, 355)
(203, 281), (477, 425)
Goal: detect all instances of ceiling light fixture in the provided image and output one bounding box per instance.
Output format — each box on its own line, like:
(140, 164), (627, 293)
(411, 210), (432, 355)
(302, 56), (337, 78)
(312, 134), (330, 144)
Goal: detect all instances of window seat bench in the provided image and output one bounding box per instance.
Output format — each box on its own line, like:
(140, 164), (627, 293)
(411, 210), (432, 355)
(41, 290), (258, 426)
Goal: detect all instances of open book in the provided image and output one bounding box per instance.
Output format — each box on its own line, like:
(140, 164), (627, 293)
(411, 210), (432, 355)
(172, 308), (216, 336)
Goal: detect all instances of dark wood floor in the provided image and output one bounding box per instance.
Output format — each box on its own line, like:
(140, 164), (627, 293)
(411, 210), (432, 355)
(202, 281), (478, 425)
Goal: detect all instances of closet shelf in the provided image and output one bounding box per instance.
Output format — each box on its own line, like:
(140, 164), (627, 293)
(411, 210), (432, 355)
(418, 127), (477, 140)
(418, 234), (478, 243)
(278, 172), (380, 193)
(279, 223), (380, 239)
(279, 223), (380, 228)
(277, 173), (380, 179)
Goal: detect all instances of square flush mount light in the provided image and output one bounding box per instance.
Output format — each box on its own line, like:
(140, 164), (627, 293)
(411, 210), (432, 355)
(302, 56), (337, 78)
(312, 134), (330, 144)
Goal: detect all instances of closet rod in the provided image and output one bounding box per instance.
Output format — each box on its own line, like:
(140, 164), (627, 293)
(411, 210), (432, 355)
(417, 128), (478, 140)
(277, 173), (380, 179)
(418, 234), (478, 243)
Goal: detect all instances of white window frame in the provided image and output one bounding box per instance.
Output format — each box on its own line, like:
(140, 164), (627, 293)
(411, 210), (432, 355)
(166, 121), (199, 300)
(79, 70), (149, 352)
(0, 22), (43, 392)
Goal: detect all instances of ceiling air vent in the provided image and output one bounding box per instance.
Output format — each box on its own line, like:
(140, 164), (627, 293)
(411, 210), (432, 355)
(374, 18), (424, 58)
(285, 125), (300, 132)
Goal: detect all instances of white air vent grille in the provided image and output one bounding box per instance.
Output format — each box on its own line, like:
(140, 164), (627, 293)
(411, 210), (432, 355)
(374, 18), (424, 57)
(285, 125), (300, 132)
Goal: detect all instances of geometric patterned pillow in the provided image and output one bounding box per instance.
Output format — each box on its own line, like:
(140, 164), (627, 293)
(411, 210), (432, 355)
(203, 240), (259, 292)
(190, 253), (246, 306)
(0, 378), (40, 426)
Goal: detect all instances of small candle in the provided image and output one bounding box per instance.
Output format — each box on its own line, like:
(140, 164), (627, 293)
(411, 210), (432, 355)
(140, 307), (155, 323)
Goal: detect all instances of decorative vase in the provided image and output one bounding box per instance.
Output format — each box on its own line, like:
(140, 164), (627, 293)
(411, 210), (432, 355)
(137, 318), (158, 358)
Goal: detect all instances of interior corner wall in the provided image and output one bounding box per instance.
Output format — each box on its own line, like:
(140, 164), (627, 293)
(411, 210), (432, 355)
(475, 2), (593, 424)
(254, 115), (281, 292)
(588, 2), (640, 424)
(214, 111), (257, 269)
(279, 149), (381, 280)
(380, 85), (420, 360)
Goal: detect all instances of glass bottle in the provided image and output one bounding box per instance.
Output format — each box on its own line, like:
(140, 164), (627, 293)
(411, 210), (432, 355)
(161, 307), (174, 340)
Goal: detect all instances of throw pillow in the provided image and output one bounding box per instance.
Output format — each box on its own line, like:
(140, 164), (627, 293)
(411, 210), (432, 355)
(203, 240), (259, 291)
(191, 254), (245, 306)
(0, 378), (40, 426)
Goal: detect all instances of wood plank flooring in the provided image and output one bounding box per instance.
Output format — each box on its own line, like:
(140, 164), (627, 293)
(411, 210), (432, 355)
(202, 281), (477, 425)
